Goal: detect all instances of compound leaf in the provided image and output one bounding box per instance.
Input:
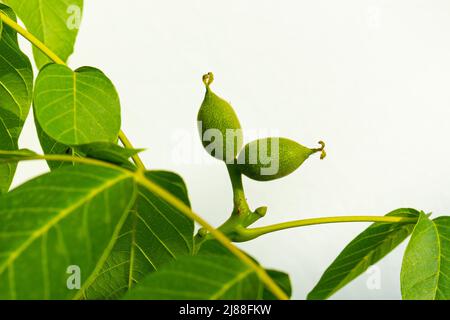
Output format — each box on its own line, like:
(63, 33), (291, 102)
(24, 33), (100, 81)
(123, 255), (263, 300)
(197, 240), (292, 300)
(85, 170), (194, 299)
(401, 214), (450, 300)
(34, 64), (121, 146)
(0, 120), (16, 193)
(0, 4), (33, 193)
(3, 0), (83, 68)
(308, 208), (420, 300)
(35, 118), (72, 170)
(0, 165), (136, 299)
(263, 270), (292, 300)
(75, 142), (143, 168)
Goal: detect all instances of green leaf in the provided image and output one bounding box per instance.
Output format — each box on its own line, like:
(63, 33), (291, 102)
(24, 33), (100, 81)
(36, 121), (141, 170)
(263, 270), (292, 300)
(197, 239), (235, 256)
(0, 122), (16, 193)
(307, 208), (420, 300)
(84, 171), (194, 299)
(401, 214), (450, 300)
(0, 7), (33, 125)
(197, 240), (292, 300)
(35, 117), (72, 170)
(34, 64), (121, 146)
(75, 142), (143, 167)
(0, 164), (136, 299)
(3, 0), (83, 68)
(0, 4), (33, 193)
(123, 255), (263, 300)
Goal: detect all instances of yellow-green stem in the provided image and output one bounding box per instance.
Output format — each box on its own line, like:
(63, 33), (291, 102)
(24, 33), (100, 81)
(237, 215), (418, 241)
(0, 152), (132, 172)
(0, 11), (145, 170)
(118, 131), (145, 170)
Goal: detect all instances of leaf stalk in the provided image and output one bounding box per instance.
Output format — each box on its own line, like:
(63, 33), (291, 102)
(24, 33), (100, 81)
(233, 215), (419, 242)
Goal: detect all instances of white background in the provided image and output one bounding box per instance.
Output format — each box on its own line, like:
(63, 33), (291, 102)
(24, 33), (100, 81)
(14, 0), (450, 299)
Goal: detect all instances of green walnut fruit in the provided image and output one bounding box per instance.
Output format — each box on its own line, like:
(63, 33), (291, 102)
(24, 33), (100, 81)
(237, 137), (325, 181)
(197, 73), (243, 161)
